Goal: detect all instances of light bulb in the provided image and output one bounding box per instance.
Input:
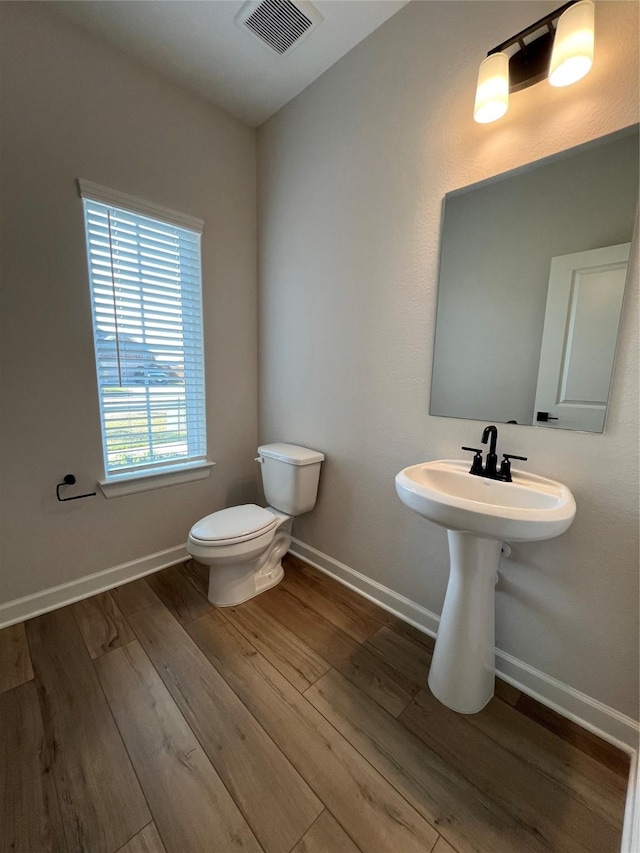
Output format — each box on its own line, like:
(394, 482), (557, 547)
(549, 0), (595, 87)
(474, 52), (509, 124)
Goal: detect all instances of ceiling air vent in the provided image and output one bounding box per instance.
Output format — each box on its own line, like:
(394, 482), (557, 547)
(236, 0), (323, 55)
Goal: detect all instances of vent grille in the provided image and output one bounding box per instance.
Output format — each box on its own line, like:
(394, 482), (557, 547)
(243, 0), (315, 54)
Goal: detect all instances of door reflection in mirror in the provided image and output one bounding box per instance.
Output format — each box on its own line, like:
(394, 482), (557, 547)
(533, 243), (630, 432)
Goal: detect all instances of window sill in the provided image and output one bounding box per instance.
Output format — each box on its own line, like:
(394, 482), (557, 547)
(98, 460), (215, 499)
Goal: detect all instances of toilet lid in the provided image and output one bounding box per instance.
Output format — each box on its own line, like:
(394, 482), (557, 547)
(190, 504), (277, 545)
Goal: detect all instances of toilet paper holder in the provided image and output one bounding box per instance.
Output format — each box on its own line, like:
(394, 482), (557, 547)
(56, 474), (97, 502)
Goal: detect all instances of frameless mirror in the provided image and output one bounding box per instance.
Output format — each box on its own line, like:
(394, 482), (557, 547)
(430, 126), (638, 432)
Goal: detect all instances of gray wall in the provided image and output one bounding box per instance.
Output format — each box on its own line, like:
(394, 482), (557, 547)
(0, 3), (259, 604)
(258, 1), (640, 718)
(431, 131), (639, 425)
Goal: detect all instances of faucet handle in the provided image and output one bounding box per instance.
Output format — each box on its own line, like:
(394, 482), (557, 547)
(461, 446), (484, 475)
(499, 453), (528, 482)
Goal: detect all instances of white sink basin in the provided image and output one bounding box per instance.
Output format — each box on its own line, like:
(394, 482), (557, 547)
(395, 459), (575, 542)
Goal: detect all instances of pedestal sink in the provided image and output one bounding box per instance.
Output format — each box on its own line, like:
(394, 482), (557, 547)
(395, 459), (576, 714)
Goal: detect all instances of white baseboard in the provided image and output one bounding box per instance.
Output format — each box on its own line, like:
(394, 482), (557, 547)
(289, 537), (640, 753)
(621, 752), (639, 853)
(0, 544), (188, 629)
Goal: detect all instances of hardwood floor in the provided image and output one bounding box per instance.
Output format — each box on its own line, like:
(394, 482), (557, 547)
(26, 607), (151, 853)
(96, 640), (262, 853)
(72, 592), (136, 659)
(0, 620), (33, 693)
(128, 602), (323, 853)
(116, 823), (166, 853)
(0, 554), (629, 853)
(0, 681), (64, 852)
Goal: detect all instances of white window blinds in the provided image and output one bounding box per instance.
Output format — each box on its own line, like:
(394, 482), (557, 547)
(80, 182), (206, 477)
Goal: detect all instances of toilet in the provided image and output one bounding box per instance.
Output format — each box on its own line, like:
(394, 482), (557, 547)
(187, 443), (324, 606)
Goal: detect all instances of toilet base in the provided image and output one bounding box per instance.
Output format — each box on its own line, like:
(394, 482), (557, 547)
(204, 518), (292, 607)
(211, 560), (284, 607)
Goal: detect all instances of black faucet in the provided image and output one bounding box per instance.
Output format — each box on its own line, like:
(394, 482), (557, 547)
(482, 425), (499, 478)
(461, 425), (528, 482)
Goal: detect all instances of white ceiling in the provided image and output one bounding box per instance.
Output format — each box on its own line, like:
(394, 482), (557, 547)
(54, 0), (409, 127)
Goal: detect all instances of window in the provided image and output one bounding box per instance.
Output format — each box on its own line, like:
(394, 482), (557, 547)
(80, 181), (209, 493)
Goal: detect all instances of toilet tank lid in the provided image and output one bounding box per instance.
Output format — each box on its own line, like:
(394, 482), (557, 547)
(258, 443), (325, 466)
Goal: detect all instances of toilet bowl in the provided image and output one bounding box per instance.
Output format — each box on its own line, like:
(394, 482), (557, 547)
(187, 443), (324, 607)
(187, 504), (293, 606)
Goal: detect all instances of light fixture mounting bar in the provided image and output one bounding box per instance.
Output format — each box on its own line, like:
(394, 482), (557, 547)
(486, 1), (580, 93)
(487, 1), (577, 56)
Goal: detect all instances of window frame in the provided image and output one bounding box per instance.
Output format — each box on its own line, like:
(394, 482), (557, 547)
(78, 179), (213, 497)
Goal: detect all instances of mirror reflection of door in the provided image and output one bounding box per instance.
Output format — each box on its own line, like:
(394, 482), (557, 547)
(533, 243), (630, 432)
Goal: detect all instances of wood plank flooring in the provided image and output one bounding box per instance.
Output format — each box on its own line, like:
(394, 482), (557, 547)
(96, 640), (262, 853)
(0, 620), (33, 693)
(128, 602), (323, 853)
(0, 681), (64, 852)
(0, 554), (629, 853)
(26, 607), (151, 853)
(73, 591), (136, 658)
(290, 811), (360, 853)
(116, 824), (166, 853)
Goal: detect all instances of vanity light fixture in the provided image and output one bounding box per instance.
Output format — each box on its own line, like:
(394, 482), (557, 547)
(473, 0), (595, 124)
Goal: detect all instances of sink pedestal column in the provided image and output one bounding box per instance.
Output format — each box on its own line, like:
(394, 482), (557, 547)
(428, 530), (503, 714)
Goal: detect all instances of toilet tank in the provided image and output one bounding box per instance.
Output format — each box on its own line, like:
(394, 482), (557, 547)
(258, 443), (324, 516)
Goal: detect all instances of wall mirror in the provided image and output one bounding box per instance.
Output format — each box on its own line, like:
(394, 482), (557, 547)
(430, 126), (638, 433)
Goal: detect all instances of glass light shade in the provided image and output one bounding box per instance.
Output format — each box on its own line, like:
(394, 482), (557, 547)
(549, 0), (595, 87)
(474, 52), (509, 124)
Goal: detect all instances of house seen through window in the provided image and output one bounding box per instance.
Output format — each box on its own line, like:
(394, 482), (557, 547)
(80, 182), (206, 477)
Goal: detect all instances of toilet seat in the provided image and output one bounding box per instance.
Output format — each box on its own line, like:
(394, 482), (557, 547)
(189, 504), (277, 547)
